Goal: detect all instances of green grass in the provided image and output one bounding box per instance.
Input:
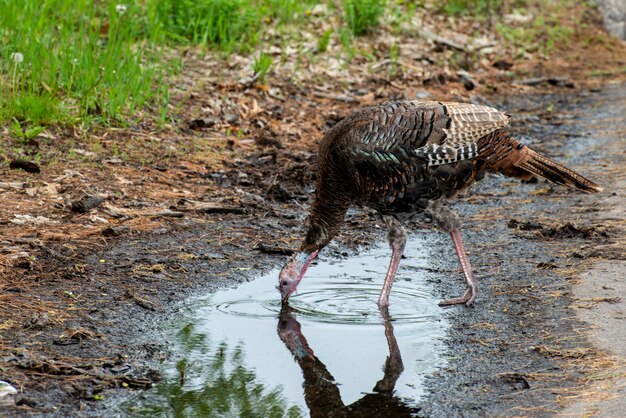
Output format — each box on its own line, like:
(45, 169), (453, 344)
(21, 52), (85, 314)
(0, 0), (270, 127)
(0, 0), (321, 128)
(317, 29), (333, 53)
(0, 0), (590, 130)
(149, 0), (264, 52)
(343, 0), (386, 36)
(0, 0), (166, 127)
(496, 11), (574, 56)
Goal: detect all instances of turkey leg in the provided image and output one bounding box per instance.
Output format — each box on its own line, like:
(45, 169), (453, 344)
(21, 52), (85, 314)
(424, 202), (477, 307)
(378, 215), (407, 307)
(438, 228), (477, 306)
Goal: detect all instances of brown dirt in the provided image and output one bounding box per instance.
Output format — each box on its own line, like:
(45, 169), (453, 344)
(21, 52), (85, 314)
(1, 2), (626, 416)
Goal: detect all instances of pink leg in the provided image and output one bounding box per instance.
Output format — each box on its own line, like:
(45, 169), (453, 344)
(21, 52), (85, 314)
(378, 215), (406, 306)
(439, 229), (477, 306)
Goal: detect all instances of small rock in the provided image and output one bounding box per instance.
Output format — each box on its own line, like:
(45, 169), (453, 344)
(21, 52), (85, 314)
(223, 113), (239, 124)
(0, 182), (26, 190)
(15, 395), (37, 407)
(11, 214), (55, 225)
(71, 196), (105, 213)
(254, 135), (283, 149)
(9, 159), (40, 173)
(492, 59), (513, 70)
(266, 183), (294, 202)
(414, 90), (431, 99)
(24, 313), (49, 330)
(0, 381), (18, 398)
(597, 0), (626, 40)
(110, 364), (132, 374)
(90, 215), (109, 224)
(457, 71), (477, 91)
(102, 225), (130, 237)
(547, 77), (575, 88)
(507, 219), (544, 230)
(188, 117), (218, 130)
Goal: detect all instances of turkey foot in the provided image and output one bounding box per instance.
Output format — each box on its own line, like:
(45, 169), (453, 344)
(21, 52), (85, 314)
(438, 229), (477, 307)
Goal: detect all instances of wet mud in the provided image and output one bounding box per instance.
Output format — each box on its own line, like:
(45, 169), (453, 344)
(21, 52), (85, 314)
(3, 84), (624, 417)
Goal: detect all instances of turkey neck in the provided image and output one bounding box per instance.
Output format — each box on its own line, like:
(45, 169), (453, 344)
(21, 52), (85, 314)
(300, 176), (352, 254)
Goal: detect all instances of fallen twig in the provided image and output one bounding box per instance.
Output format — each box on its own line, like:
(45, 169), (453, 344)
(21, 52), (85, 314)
(255, 243), (294, 255)
(141, 210), (184, 218)
(313, 92), (357, 103)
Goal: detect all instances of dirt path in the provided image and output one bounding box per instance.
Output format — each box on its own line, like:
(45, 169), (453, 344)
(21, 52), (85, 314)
(561, 83), (626, 417)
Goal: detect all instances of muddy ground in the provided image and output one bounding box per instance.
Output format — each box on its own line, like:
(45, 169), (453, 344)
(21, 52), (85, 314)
(1, 83), (623, 417)
(2, 6), (626, 415)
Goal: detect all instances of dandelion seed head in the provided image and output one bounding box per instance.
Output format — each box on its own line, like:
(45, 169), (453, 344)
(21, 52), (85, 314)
(11, 52), (24, 64)
(115, 4), (127, 15)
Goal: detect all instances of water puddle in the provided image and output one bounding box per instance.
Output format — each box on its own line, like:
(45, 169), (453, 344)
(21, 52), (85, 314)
(121, 235), (448, 417)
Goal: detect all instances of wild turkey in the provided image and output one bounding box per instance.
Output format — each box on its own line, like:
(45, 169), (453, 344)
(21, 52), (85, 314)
(279, 101), (601, 307)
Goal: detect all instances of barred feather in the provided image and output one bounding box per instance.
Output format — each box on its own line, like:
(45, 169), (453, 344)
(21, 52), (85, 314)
(439, 102), (510, 145)
(417, 143), (479, 166)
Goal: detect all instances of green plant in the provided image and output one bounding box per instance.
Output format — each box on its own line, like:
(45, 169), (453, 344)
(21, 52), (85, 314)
(263, 0), (318, 23)
(252, 51), (273, 82)
(389, 41), (399, 77)
(343, 0), (386, 36)
(339, 28), (355, 62)
(317, 29), (333, 53)
(10, 119), (44, 143)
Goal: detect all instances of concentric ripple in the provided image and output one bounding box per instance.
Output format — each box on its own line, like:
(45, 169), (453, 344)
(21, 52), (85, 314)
(210, 239), (443, 325)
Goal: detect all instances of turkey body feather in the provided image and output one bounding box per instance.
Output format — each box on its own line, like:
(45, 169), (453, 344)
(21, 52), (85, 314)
(322, 101), (505, 213)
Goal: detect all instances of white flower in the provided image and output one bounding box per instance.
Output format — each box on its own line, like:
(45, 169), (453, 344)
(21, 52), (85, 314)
(115, 4), (127, 15)
(11, 52), (24, 64)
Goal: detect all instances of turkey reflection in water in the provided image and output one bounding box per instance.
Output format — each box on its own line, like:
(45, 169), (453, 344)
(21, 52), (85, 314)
(279, 305), (418, 417)
(123, 237), (447, 417)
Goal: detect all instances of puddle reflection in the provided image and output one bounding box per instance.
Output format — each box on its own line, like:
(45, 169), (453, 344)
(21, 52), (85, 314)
(278, 305), (419, 417)
(121, 238), (447, 417)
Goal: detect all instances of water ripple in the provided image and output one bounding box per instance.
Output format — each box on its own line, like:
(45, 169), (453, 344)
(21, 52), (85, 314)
(213, 275), (439, 325)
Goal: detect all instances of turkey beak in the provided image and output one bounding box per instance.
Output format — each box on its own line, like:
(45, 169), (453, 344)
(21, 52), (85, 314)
(278, 250), (319, 304)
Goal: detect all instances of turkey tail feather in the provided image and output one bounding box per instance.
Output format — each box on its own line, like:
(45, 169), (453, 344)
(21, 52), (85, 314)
(478, 131), (602, 194)
(517, 152), (602, 193)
